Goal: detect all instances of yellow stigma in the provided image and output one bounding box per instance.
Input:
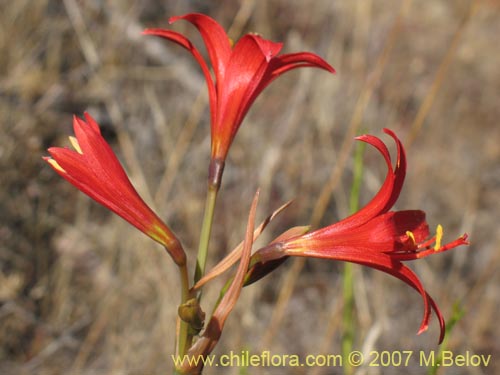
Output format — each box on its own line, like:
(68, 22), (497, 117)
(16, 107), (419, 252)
(47, 158), (66, 173)
(406, 231), (416, 245)
(69, 136), (83, 154)
(228, 37), (234, 47)
(434, 224), (443, 251)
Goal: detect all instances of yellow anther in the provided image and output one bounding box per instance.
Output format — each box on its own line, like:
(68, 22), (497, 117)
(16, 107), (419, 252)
(47, 158), (66, 173)
(406, 231), (416, 245)
(434, 224), (443, 251)
(228, 37), (234, 47)
(69, 136), (83, 154)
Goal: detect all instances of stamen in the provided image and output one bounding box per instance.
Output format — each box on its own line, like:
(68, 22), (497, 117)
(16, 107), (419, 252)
(434, 225), (443, 251)
(47, 158), (66, 173)
(406, 231), (416, 246)
(416, 236), (436, 249)
(69, 136), (83, 154)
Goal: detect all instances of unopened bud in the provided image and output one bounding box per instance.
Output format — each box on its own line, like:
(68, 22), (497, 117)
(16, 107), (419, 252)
(178, 298), (205, 335)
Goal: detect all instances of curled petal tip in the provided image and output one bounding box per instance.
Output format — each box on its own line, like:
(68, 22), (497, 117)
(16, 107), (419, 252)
(168, 16), (179, 24)
(322, 63), (336, 74)
(142, 28), (171, 36)
(417, 323), (429, 336)
(249, 34), (283, 61)
(439, 332), (445, 345)
(354, 134), (367, 141)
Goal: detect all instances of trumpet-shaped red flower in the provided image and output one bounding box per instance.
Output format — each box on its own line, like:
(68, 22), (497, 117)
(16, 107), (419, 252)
(143, 13), (335, 179)
(254, 129), (468, 343)
(44, 113), (186, 266)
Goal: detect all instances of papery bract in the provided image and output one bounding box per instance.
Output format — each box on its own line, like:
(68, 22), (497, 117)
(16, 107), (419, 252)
(144, 13), (335, 181)
(252, 129), (469, 343)
(44, 113), (186, 265)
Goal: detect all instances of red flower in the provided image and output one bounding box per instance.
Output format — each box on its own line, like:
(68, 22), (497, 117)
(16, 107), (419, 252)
(143, 13), (335, 176)
(255, 129), (469, 343)
(44, 113), (186, 266)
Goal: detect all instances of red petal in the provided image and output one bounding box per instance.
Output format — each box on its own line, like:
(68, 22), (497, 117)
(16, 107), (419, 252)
(217, 34), (273, 120)
(338, 130), (405, 233)
(170, 13), (231, 84)
(283, 245), (442, 342)
(309, 131), (402, 237)
(46, 115), (180, 254)
(72, 115), (130, 184)
(47, 146), (143, 229)
(354, 210), (429, 252)
(211, 35), (276, 159)
(427, 293), (446, 344)
(381, 128), (407, 211)
(269, 51), (336, 76)
(250, 34), (283, 62)
(49, 145), (150, 231)
(82, 111), (101, 133)
(142, 28), (217, 124)
(301, 210), (429, 253)
(247, 51), (335, 119)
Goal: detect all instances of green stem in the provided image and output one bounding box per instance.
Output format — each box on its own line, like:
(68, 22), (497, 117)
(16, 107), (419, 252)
(174, 160), (223, 374)
(194, 159), (224, 286)
(177, 262), (192, 358)
(342, 139), (365, 375)
(194, 186), (218, 285)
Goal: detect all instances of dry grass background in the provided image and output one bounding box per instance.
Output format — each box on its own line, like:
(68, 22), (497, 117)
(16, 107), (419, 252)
(1, 0), (499, 374)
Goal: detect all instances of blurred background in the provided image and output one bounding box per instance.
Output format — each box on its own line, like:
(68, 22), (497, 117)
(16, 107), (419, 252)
(1, 0), (498, 374)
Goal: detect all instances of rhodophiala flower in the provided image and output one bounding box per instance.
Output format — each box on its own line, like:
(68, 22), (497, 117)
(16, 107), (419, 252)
(252, 129), (469, 343)
(143, 13), (335, 185)
(44, 113), (186, 265)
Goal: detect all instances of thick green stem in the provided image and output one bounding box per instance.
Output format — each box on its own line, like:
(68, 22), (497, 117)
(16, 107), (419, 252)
(177, 262), (192, 358)
(174, 160), (223, 374)
(194, 186), (218, 285)
(194, 159), (224, 285)
(342, 139), (365, 375)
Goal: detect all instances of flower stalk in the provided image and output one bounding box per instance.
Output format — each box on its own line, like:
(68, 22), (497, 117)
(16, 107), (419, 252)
(194, 185), (219, 285)
(177, 262), (192, 358)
